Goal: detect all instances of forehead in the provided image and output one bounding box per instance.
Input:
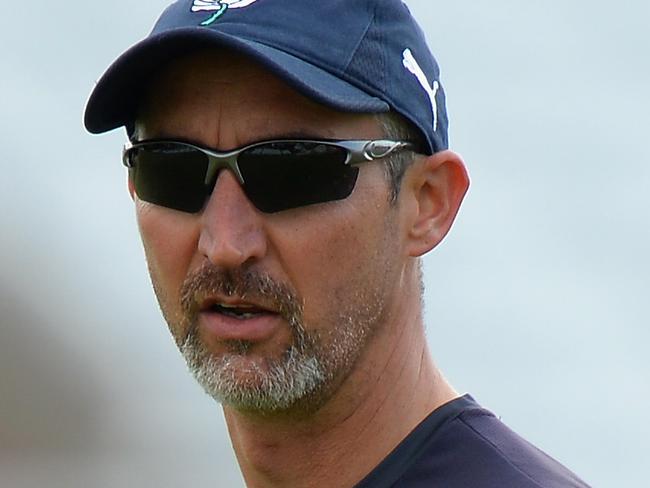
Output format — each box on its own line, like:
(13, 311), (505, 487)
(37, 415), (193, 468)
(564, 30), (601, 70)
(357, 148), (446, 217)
(135, 49), (383, 145)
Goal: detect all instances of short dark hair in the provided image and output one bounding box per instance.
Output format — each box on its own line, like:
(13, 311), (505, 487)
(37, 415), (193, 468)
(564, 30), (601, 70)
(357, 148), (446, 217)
(377, 112), (425, 204)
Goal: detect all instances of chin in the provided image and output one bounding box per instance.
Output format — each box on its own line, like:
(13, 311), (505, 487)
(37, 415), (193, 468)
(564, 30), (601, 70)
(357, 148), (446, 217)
(181, 332), (327, 413)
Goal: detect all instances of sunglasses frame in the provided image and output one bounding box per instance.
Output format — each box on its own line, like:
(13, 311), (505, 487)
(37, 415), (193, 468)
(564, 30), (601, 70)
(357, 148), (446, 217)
(122, 138), (417, 212)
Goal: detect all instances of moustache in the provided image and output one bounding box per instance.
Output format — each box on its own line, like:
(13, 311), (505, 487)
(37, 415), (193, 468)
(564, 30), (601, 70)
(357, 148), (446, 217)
(179, 265), (303, 324)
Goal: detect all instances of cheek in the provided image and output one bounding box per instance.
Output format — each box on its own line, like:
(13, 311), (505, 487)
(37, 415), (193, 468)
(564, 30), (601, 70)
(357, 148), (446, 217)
(272, 202), (396, 326)
(136, 202), (199, 314)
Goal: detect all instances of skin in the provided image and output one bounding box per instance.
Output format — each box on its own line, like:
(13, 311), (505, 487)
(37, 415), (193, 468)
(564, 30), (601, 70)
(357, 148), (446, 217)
(132, 50), (469, 487)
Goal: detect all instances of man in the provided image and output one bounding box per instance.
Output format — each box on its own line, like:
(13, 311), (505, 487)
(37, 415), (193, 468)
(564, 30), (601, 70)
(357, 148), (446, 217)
(84, 1), (590, 486)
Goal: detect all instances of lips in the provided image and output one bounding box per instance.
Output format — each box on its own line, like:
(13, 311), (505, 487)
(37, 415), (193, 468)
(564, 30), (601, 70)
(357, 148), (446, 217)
(198, 297), (282, 342)
(208, 302), (271, 320)
(201, 296), (278, 316)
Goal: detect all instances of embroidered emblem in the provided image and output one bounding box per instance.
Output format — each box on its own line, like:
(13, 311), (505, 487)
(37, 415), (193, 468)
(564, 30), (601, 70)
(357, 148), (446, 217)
(191, 0), (260, 26)
(402, 48), (440, 132)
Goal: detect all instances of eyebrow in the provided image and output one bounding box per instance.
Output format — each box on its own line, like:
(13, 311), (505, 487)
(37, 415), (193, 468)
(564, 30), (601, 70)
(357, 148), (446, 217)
(267, 130), (333, 140)
(132, 130), (341, 147)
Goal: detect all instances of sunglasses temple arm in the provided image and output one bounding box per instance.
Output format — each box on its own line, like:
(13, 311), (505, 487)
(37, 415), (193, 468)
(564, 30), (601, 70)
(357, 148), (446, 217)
(343, 140), (415, 166)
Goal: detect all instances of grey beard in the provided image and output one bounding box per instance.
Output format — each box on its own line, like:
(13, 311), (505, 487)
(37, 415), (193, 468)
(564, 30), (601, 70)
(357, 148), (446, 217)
(176, 265), (330, 412)
(172, 264), (383, 414)
(180, 326), (326, 412)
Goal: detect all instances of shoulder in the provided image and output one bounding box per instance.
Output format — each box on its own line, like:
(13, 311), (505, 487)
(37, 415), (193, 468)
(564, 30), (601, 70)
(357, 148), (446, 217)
(357, 395), (591, 488)
(408, 404), (589, 488)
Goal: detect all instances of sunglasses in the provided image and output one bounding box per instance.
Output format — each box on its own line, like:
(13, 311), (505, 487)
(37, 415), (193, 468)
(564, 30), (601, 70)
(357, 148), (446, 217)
(123, 138), (415, 213)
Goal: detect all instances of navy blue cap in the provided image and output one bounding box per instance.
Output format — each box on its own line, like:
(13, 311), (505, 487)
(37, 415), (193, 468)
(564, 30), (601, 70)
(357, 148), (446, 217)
(84, 0), (448, 154)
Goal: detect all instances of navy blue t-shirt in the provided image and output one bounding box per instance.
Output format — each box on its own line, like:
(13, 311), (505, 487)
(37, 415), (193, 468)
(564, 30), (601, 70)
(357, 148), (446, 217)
(354, 395), (590, 487)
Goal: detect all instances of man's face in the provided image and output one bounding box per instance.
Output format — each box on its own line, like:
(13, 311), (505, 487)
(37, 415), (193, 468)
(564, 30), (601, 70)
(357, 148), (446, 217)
(134, 51), (410, 414)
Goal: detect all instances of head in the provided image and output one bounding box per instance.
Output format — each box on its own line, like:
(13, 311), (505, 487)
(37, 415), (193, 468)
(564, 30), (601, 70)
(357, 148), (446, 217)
(85, 0), (469, 415)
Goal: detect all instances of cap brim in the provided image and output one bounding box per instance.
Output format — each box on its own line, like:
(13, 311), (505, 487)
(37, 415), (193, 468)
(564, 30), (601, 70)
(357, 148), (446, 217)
(84, 28), (390, 134)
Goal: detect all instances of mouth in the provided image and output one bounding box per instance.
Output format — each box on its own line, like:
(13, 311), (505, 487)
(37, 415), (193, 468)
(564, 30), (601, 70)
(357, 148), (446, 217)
(207, 302), (275, 320)
(198, 298), (282, 342)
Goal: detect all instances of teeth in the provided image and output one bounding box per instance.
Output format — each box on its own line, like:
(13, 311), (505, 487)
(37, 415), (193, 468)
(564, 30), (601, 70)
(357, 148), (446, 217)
(218, 303), (255, 309)
(208, 302), (263, 319)
(235, 312), (258, 319)
(221, 309), (259, 320)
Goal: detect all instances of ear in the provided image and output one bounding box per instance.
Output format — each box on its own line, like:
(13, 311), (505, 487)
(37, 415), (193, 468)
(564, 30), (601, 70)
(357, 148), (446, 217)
(127, 173), (136, 200)
(401, 150), (469, 257)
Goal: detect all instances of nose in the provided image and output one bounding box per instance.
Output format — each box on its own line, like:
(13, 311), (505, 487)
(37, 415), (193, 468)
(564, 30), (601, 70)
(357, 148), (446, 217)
(197, 170), (268, 268)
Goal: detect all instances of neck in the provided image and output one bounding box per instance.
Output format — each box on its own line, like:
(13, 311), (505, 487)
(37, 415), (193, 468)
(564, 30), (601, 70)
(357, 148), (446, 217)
(222, 288), (458, 488)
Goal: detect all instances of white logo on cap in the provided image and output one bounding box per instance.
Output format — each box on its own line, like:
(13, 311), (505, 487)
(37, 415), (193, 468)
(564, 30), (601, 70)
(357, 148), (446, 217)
(192, 0), (260, 25)
(402, 48), (439, 132)
(192, 0), (258, 11)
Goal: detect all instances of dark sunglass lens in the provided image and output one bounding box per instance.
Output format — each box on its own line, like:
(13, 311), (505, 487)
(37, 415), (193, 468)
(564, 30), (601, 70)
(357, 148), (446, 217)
(129, 143), (209, 213)
(238, 142), (359, 213)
